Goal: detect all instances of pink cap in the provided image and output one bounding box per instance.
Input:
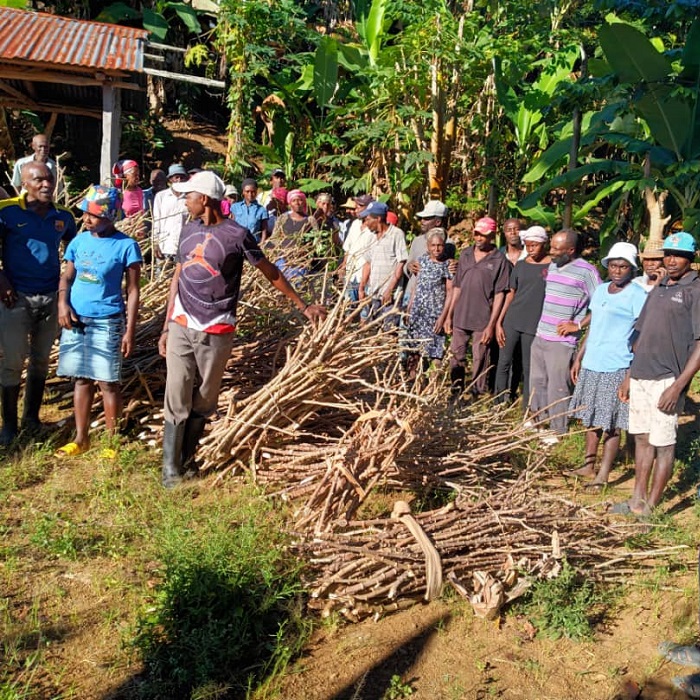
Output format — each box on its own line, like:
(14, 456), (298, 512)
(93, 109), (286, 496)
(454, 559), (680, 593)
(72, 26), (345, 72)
(474, 216), (497, 234)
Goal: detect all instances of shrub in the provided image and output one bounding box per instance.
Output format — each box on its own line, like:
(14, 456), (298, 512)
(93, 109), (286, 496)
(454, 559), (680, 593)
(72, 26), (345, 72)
(130, 500), (309, 698)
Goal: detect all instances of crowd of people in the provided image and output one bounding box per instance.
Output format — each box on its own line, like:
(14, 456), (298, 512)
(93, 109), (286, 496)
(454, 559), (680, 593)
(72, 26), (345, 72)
(1, 132), (699, 517)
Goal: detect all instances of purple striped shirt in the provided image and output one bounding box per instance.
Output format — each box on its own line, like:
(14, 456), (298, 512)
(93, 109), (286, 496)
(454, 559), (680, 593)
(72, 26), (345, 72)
(535, 258), (601, 345)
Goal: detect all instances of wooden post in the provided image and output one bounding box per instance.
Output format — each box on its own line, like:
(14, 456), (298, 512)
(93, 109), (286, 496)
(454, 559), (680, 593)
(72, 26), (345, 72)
(101, 83), (121, 184)
(44, 112), (57, 141)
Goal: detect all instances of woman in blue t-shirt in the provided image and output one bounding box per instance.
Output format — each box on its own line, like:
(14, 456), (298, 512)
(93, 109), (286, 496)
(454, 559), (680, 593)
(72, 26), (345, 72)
(55, 186), (142, 457)
(568, 242), (647, 487)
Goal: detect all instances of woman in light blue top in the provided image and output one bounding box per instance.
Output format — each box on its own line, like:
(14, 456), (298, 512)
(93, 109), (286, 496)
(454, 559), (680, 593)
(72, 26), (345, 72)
(568, 242), (647, 487)
(55, 186), (142, 458)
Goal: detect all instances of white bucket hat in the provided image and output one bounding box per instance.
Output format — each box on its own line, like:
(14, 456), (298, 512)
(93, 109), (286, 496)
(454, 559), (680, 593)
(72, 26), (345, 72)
(601, 241), (638, 269)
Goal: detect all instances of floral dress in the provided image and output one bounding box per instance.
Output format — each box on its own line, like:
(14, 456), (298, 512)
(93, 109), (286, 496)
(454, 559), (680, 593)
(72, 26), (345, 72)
(406, 254), (451, 359)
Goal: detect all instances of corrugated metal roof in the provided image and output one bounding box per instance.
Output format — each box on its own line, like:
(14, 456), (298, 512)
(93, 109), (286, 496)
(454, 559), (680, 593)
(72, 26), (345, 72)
(0, 7), (148, 73)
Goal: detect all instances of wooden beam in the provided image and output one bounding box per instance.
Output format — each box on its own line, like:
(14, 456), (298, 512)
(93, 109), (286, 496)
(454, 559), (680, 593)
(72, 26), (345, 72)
(0, 66), (142, 91)
(0, 80), (37, 106)
(23, 80), (38, 100)
(147, 41), (187, 53)
(143, 66), (225, 89)
(1, 98), (102, 119)
(101, 84), (121, 183)
(44, 113), (58, 141)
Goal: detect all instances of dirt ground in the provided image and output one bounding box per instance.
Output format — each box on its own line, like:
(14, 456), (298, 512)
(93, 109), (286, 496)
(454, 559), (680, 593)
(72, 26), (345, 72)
(1, 441), (697, 700)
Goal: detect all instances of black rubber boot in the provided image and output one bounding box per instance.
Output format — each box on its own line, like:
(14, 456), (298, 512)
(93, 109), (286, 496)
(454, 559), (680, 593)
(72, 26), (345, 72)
(182, 413), (207, 473)
(0, 384), (20, 446)
(449, 366), (466, 398)
(162, 421), (186, 488)
(21, 373), (46, 432)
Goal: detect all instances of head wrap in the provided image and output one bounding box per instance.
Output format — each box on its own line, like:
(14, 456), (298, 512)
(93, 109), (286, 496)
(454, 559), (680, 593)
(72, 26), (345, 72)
(520, 225), (548, 243)
(271, 187), (289, 204)
(288, 189), (308, 214)
(111, 159), (139, 187)
(78, 185), (122, 222)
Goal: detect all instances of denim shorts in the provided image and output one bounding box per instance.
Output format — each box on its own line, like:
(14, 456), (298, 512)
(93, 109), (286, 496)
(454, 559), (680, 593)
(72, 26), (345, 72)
(57, 315), (125, 383)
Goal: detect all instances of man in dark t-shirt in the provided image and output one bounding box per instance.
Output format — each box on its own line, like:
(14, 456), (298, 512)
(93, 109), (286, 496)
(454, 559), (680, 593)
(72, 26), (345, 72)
(614, 232), (700, 517)
(157, 171), (326, 487)
(445, 216), (510, 398)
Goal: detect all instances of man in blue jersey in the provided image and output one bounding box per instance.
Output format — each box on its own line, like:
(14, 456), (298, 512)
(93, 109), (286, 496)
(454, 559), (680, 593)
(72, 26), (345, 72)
(0, 162), (76, 444)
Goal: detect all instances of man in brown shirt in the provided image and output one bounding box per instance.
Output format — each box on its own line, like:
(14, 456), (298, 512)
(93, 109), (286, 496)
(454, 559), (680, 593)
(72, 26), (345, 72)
(445, 217), (510, 398)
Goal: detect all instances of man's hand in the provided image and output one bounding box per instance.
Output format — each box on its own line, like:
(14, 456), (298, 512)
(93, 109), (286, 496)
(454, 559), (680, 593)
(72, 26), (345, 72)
(408, 260), (420, 275)
(381, 289), (394, 307)
(556, 320), (579, 336)
(303, 304), (327, 323)
(158, 330), (168, 358)
(447, 259), (458, 275)
(658, 382), (682, 414)
(155, 245), (165, 260)
(496, 323), (506, 348)
(0, 272), (17, 308)
(480, 323), (495, 346)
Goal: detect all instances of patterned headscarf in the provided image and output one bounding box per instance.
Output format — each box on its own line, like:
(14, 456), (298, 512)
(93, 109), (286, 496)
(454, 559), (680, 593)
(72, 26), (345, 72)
(288, 189), (307, 214)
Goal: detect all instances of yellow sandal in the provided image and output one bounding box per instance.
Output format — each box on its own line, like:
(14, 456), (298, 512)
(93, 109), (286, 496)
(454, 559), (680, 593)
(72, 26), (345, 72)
(54, 442), (86, 458)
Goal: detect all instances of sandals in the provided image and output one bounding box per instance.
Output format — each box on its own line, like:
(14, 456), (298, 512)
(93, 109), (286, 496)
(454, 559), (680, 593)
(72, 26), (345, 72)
(608, 500), (653, 520)
(659, 642), (700, 667)
(584, 482), (606, 492)
(673, 674), (700, 698)
(54, 442), (87, 458)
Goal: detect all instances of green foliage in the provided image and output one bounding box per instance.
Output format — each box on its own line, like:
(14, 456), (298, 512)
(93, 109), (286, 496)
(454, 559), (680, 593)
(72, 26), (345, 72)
(129, 500), (310, 698)
(521, 560), (603, 641)
(382, 674), (415, 699)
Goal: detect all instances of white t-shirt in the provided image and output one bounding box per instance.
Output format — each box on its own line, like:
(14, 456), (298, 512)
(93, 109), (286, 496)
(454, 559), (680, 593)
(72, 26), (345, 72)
(342, 219), (375, 283)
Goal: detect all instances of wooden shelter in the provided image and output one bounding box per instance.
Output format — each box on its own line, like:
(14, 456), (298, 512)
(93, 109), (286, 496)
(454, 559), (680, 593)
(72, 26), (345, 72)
(0, 7), (224, 182)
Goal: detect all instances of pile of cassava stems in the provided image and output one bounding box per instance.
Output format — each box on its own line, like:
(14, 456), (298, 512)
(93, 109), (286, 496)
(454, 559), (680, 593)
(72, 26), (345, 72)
(48, 236), (687, 621)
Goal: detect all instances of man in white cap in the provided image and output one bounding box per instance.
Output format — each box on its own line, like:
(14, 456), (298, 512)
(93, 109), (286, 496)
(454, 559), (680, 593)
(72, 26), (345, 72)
(614, 231), (700, 516)
(157, 171), (326, 487)
(152, 164), (189, 268)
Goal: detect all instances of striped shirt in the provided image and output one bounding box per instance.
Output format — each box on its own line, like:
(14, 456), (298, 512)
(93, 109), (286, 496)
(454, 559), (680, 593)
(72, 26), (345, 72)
(535, 258), (600, 345)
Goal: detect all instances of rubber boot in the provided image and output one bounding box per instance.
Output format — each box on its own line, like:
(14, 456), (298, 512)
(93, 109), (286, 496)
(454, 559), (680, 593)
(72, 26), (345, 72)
(449, 366), (466, 399)
(0, 384), (20, 446)
(162, 421), (186, 488)
(21, 373), (46, 432)
(182, 413), (207, 474)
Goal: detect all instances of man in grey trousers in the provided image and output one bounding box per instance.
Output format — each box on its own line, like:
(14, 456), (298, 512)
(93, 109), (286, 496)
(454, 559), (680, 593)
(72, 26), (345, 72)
(157, 171), (325, 487)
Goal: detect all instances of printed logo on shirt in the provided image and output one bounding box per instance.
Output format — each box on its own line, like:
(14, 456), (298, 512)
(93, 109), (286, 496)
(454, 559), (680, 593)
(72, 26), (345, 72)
(183, 233), (221, 278)
(672, 291), (684, 304)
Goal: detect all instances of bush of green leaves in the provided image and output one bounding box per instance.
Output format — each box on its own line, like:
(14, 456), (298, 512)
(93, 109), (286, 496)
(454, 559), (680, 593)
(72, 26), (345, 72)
(130, 501), (309, 698)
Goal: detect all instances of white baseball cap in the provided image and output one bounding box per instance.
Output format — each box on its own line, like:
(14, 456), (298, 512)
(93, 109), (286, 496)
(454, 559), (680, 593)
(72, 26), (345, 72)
(172, 171), (226, 200)
(416, 200), (448, 218)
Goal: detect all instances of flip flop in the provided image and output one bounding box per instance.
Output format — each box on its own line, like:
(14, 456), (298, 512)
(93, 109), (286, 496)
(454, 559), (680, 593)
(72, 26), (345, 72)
(672, 673), (700, 698)
(54, 442), (86, 458)
(609, 501), (632, 515)
(584, 482), (606, 492)
(659, 641), (700, 667)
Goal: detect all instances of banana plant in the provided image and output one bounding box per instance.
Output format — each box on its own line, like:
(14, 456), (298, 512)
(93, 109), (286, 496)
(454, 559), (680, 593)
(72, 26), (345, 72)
(519, 17), (700, 248)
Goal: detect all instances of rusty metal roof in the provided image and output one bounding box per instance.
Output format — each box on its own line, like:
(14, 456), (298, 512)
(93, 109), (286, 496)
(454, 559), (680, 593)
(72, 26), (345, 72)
(0, 7), (148, 73)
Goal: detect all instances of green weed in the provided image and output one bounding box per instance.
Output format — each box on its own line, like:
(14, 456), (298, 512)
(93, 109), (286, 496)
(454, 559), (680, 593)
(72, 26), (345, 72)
(128, 496), (311, 699)
(519, 560), (604, 641)
(382, 674), (414, 699)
